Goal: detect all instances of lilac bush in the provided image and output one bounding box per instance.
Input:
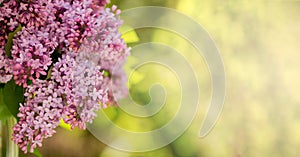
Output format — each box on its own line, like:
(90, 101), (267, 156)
(0, 0), (130, 153)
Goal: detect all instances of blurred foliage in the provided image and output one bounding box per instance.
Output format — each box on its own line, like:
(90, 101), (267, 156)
(2, 79), (25, 119)
(0, 88), (12, 123)
(12, 0), (300, 157)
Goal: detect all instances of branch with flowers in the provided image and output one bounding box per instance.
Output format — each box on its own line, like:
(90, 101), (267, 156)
(0, 0), (130, 155)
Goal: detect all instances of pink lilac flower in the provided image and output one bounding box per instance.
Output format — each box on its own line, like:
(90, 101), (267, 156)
(12, 80), (64, 153)
(90, 0), (110, 12)
(7, 0), (130, 153)
(0, 47), (13, 83)
(57, 5), (129, 125)
(59, 1), (96, 51)
(0, 1), (19, 47)
(89, 7), (129, 72)
(111, 67), (129, 100)
(51, 51), (108, 129)
(16, 0), (57, 28)
(11, 26), (58, 87)
(50, 53), (88, 129)
(71, 57), (106, 125)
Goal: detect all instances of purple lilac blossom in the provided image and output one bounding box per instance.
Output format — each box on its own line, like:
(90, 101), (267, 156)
(0, 1), (18, 47)
(12, 80), (64, 153)
(11, 26), (58, 87)
(0, 47), (13, 83)
(0, 0), (131, 153)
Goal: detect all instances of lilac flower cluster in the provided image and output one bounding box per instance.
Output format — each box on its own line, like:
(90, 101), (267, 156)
(11, 26), (58, 86)
(13, 80), (64, 153)
(0, 48), (12, 83)
(0, 0), (130, 153)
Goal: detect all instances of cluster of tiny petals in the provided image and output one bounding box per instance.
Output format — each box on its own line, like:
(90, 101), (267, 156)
(51, 53), (88, 129)
(0, 1), (18, 82)
(58, 1), (96, 50)
(3, 0), (130, 153)
(72, 53), (108, 124)
(11, 26), (58, 87)
(0, 1), (19, 47)
(89, 0), (110, 12)
(63, 104), (86, 129)
(12, 80), (63, 153)
(17, 0), (56, 28)
(92, 0), (110, 7)
(51, 52), (109, 129)
(111, 67), (129, 100)
(0, 47), (13, 83)
(87, 7), (129, 72)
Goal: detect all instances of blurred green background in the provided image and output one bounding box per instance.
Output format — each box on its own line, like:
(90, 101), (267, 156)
(16, 0), (300, 156)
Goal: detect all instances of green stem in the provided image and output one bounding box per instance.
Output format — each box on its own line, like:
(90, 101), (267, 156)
(6, 117), (18, 157)
(0, 120), (3, 157)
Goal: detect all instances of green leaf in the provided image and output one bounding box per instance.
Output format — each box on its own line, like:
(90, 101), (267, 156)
(119, 25), (140, 43)
(27, 145), (43, 157)
(46, 66), (53, 80)
(59, 119), (72, 131)
(32, 148), (43, 157)
(0, 88), (13, 122)
(3, 79), (25, 118)
(5, 25), (22, 58)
